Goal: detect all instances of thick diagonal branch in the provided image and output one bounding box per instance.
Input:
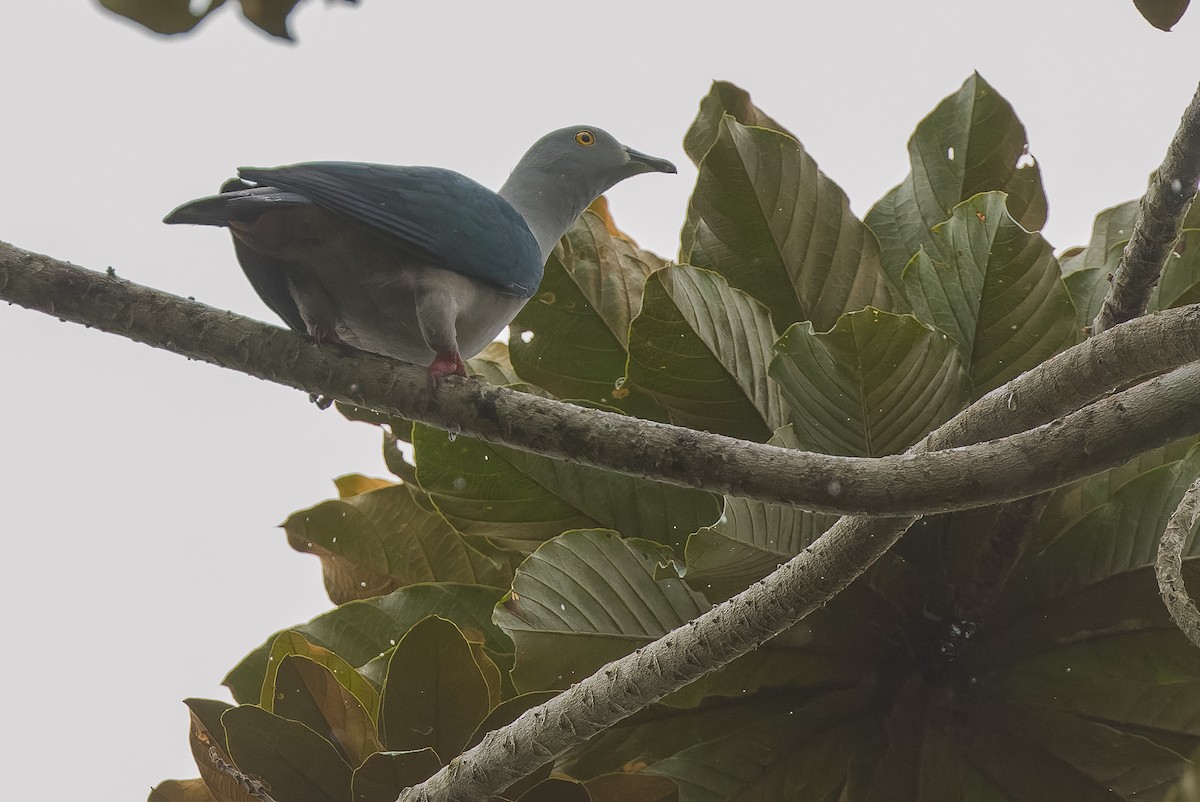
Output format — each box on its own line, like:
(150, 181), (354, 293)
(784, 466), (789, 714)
(7, 241), (1200, 519)
(1092, 81), (1200, 334)
(1158, 476), (1200, 649)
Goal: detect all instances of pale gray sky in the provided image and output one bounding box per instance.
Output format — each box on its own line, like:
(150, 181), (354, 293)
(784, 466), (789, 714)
(1, 1), (1196, 797)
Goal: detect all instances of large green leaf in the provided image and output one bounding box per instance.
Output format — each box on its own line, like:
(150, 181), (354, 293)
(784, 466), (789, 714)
(980, 630), (1200, 742)
(493, 530), (710, 693)
(680, 116), (893, 331)
(968, 699), (1189, 799)
(183, 699), (257, 802)
(1151, 230), (1200, 311)
(351, 749), (441, 802)
(378, 616), (491, 760)
(626, 264), (786, 441)
(1166, 745), (1200, 802)
(1134, 0), (1191, 30)
(149, 779), (219, 802)
(1062, 193), (1200, 330)
(222, 705), (352, 802)
(98, 0), (346, 39)
(1060, 200), (1140, 330)
(561, 687), (883, 800)
(683, 80), (793, 165)
(509, 201), (668, 420)
(998, 443), (1200, 614)
(771, 307), (971, 456)
(683, 426), (839, 601)
(866, 73), (1047, 288)
(224, 583), (510, 704)
(260, 631), (380, 723)
(284, 481), (508, 603)
(903, 192), (1076, 397)
(269, 656), (382, 767)
(412, 420), (720, 551)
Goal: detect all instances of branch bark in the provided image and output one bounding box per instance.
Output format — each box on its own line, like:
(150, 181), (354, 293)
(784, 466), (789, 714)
(8, 241), (1200, 519)
(1157, 476), (1200, 649)
(1092, 81), (1200, 335)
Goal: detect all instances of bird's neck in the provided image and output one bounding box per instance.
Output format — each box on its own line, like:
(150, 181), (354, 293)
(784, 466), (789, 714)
(499, 168), (598, 263)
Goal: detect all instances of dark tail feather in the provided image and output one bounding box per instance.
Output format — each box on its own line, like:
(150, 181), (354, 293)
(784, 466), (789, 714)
(163, 180), (311, 226)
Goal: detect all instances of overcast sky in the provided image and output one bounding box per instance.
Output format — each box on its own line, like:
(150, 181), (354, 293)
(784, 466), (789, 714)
(2, 1), (1197, 797)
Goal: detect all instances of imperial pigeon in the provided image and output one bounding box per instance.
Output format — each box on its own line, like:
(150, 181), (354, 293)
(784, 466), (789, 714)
(164, 127), (676, 383)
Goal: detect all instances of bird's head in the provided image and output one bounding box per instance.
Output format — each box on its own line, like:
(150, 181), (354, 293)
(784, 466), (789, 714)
(513, 125), (677, 194)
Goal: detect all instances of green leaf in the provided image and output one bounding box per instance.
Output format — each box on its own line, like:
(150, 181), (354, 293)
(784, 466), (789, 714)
(148, 778), (218, 802)
(183, 699), (258, 802)
(517, 778), (591, 802)
(680, 117), (894, 331)
(980, 630), (1200, 740)
(98, 0), (339, 39)
(465, 340), (522, 385)
(493, 530), (710, 693)
(1166, 745), (1200, 802)
(509, 202), (668, 420)
(1060, 200), (1140, 330)
(222, 705), (352, 802)
(1150, 230), (1200, 311)
(627, 265), (786, 441)
(970, 700), (1188, 798)
(284, 482), (508, 603)
(585, 773), (679, 802)
(270, 656), (382, 767)
(1133, 0), (1191, 30)
(378, 616), (491, 760)
(412, 421), (720, 551)
(260, 631), (380, 723)
(1062, 194), (1200, 330)
(771, 308), (971, 456)
(351, 749), (441, 802)
(902, 192), (1076, 397)
(683, 426), (838, 600)
(224, 583), (510, 705)
(1003, 443), (1200, 612)
(683, 80), (794, 165)
(866, 73), (1047, 288)
(99, 0), (223, 34)
(563, 687), (882, 801)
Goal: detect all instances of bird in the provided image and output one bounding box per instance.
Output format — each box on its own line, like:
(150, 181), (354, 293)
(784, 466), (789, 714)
(164, 127), (676, 385)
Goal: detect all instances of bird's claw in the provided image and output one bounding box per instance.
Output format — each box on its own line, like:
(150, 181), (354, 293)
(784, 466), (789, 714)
(427, 351), (467, 392)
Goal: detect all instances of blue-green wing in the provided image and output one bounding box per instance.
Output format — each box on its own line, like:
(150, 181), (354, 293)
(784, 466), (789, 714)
(238, 162), (543, 298)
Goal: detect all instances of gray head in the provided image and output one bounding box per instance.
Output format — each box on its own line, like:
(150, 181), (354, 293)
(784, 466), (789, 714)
(499, 126), (677, 260)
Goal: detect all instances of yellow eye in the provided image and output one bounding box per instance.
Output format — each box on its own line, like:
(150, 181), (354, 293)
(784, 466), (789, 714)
(574, 130), (596, 147)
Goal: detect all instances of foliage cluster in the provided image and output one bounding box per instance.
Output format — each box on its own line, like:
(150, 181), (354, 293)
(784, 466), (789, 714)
(151, 76), (1200, 802)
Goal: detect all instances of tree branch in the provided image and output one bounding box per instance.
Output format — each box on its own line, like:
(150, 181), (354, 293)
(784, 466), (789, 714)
(1157, 475), (1200, 649)
(1092, 81), (1200, 335)
(8, 241), (1200, 519)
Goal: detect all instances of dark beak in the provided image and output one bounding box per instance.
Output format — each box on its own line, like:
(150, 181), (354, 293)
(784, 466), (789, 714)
(623, 145), (678, 174)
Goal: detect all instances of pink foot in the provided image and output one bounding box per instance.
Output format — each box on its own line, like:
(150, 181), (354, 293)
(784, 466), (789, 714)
(427, 350), (467, 390)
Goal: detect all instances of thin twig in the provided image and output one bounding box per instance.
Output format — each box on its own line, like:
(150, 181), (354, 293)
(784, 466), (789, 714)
(1157, 476), (1200, 649)
(1092, 82), (1200, 334)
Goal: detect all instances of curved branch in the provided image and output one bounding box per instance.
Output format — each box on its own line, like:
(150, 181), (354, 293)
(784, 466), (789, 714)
(8, 241), (1200, 518)
(1092, 81), (1200, 335)
(1157, 476), (1200, 649)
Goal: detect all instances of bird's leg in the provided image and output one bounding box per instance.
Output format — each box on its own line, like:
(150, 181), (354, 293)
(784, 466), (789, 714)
(413, 280), (465, 390)
(427, 350), (467, 388)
